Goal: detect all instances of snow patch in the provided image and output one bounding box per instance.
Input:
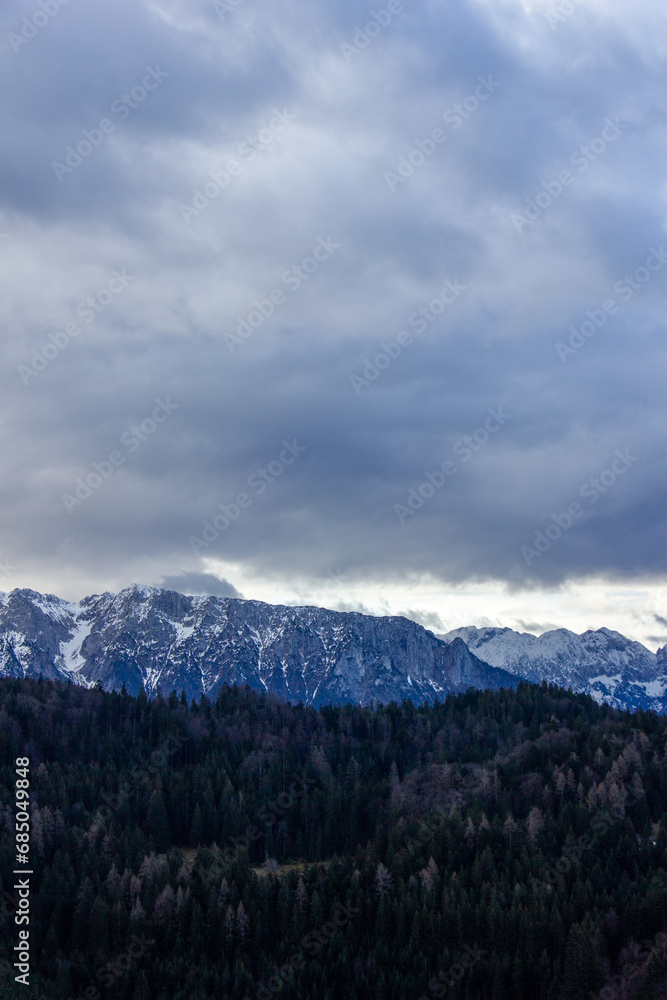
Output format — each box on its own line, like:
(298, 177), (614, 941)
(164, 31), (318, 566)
(126, 584), (157, 599)
(32, 595), (76, 623)
(142, 665), (163, 692)
(59, 620), (93, 673)
(589, 674), (623, 689)
(169, 620), (196, 643)
(641, 679), (667, 698)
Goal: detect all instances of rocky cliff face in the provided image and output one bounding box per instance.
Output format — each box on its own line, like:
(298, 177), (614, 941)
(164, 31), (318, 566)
(442, 625), (667, 714)
(0, 586), (517, 707)
(3, 586), (665, 712)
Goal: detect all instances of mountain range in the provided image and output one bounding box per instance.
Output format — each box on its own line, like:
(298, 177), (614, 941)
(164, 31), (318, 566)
(442, 624), (667, 713)
(0, 584), (665, 712)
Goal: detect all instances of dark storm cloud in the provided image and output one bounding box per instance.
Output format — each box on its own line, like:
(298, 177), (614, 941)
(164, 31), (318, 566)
(0, 0), (666, 596)
(516, 621), (559, 636)
(159, 572), (243, 598)
(394, 609), (445, 632)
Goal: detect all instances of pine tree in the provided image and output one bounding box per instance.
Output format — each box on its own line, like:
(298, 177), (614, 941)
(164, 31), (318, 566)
(561, 918), (602, 999)
(147, 785), (171, 853)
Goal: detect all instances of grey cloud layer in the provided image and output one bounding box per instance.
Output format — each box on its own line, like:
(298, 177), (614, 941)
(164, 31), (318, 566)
(0, 0), (666, 595)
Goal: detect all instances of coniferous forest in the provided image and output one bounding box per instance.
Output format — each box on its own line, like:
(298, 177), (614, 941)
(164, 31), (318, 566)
(2, 677), (667, 999)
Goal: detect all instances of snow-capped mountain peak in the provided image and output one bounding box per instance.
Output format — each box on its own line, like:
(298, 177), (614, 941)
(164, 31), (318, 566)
(0, 586), (516, 707)
(1, 586), (665, 712)
(441, 624), (667, 712)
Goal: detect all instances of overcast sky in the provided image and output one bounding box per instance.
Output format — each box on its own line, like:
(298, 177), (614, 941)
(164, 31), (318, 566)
(1, 0), (666, 648)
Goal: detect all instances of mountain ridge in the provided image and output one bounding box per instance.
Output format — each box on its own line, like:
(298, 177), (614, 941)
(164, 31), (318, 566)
(0, 585), (516, 707)
(442, 623), (667, 713)
(1, 585), (666, 711)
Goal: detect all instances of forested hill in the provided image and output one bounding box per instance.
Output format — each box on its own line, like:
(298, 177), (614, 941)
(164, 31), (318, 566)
(2, 677), (667, 999)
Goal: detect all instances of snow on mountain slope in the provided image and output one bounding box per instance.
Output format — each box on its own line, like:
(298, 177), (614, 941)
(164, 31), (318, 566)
(441, 625), (667, 713)
(2, 586), (665, 712)
(0, 586), (517, 707)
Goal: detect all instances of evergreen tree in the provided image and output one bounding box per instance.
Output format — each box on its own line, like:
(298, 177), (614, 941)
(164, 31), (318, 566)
(147, 784), (171, 853)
